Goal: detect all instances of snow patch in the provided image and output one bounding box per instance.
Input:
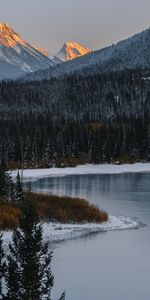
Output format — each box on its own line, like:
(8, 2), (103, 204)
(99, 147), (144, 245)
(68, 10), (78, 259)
(11, 163), (150, 181)
(2, 216), (144, 245)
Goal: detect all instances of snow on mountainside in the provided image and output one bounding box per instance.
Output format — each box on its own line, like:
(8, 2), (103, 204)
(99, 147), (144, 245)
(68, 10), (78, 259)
(34, 47), (49, 57)
(25, 26), (150, 81)
(0, 23), (58, 80)
(56, 41), (91, 62)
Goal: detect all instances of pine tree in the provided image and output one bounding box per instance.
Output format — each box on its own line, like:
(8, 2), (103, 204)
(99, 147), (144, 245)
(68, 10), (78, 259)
(0, 234), (5, 300)
(5, 243), (21, 300)
(0, 159), (7, 198)
(6, 200), (64, 300)
(5, 173), (15, 202)
(15, 172), (23, 202)
(0, 159), (14, 200)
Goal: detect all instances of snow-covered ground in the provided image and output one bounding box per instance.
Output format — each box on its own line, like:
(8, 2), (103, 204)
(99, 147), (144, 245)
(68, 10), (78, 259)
(11, 163), (150, 181)
(2, 216), (144, 246)
(42, 216), (144, 242)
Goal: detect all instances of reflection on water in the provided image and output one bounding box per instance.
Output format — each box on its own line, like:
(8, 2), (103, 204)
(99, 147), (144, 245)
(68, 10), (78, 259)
(31, 173), (150, 300)
(31, 173), (150, 214)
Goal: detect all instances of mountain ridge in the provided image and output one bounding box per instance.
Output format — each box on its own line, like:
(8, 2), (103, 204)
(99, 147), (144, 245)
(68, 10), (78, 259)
(0, 23), (92, 80)
(25, 26), (150, 81)
(0, 22), (58, 80)
(55, 41), (91, 61)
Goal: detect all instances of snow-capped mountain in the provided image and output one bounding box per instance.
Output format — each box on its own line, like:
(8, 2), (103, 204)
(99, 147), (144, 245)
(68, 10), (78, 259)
(0, 23), (59, 80)
(55, 41), (91, 61)
(25, 26), (150, 81)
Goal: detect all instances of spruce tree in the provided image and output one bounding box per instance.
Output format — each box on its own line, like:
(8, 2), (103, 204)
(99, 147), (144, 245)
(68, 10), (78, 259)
(5, 173), (15, 202)
(0, 159), (14, 200)
(5, 244), (21, 300)
(0, 159), (7, 198)
(0, 234), (5, 300)
(6, 200), (64, 300)
(15, 172), (23, 202)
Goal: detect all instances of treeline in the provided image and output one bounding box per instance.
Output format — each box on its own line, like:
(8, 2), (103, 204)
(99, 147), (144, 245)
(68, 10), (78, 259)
(0, 69), (150, 165)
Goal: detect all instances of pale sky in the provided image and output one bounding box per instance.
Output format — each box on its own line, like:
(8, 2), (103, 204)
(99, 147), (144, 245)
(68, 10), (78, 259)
(1, 0), (150, 54)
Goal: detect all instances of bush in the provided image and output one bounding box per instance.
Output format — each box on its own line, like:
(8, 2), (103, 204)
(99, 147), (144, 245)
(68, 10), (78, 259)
(0, 193), (108, 230)
(27, 192), (108, 224)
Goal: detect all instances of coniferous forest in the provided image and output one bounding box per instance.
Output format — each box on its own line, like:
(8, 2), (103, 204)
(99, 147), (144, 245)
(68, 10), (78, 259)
(0, 69), (150, 167)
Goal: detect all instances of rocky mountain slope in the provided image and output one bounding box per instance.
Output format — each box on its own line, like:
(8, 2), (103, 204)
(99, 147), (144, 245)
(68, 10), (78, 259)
(0, 23), (58, 80)
(55, 41), (91, 61)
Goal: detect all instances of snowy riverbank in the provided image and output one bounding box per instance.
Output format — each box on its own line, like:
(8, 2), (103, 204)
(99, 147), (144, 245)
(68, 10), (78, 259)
(7, 163), (146, 243)
(2, 216), (144, 245)
(11, 163), (150, 181)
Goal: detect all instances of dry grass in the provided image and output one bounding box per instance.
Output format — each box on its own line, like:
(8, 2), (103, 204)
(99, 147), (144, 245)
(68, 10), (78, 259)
(28, 192), (108, 224)
(0, 198), (21, 230)
(0, 193), (108, 230)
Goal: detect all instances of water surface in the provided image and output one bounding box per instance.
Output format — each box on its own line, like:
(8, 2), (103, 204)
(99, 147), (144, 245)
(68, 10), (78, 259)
(32, 173), (150, 300)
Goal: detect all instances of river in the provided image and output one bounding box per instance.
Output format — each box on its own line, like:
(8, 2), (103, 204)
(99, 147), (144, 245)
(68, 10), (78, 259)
(31, 173), (150, 300)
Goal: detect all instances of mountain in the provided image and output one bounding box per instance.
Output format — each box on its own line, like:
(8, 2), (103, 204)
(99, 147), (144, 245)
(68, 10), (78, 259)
(0, 23), (59, 80)
(25, 26), (150, 81)
(55, 41), (91, 61)
(1, 27), (150, 166)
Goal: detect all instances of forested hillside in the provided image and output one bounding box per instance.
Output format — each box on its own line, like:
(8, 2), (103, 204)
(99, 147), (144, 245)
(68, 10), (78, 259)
(1, 69), (150, 167)
(25, 27), (150, 82)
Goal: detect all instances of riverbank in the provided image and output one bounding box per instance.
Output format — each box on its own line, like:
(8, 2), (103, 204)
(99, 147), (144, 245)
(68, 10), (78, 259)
(2, 215), (143, 246)
(11, 163), (150, 181)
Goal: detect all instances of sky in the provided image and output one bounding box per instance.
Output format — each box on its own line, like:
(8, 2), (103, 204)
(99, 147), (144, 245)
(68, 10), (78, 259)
(1, 0), (150, 54)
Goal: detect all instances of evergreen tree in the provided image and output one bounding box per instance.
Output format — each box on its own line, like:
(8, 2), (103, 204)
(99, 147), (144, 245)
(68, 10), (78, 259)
(6, 200), (64, 300)
(0, 159), (14, 200)
(5, 247), (20, 300)
(0, 159), (7, 198)
(0, 234), (5, 300)
(5, 173), (15, 202)
(15, 172), (23, 202)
